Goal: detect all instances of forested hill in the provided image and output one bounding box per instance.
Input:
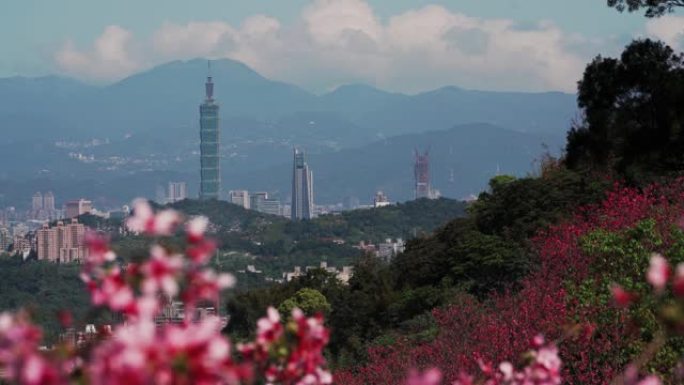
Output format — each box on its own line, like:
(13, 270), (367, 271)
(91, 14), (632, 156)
(285, 198), (468, 244)
(160, 198), (466, 253)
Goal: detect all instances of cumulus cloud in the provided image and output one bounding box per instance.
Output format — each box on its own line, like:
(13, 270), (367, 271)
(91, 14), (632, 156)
(52, 0), (623, 92)
(55, 25), (140, 81)
(646, 15), (684, 51)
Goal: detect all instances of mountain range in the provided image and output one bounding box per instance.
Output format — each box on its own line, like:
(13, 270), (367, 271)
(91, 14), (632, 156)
(0, 58), (578, 208)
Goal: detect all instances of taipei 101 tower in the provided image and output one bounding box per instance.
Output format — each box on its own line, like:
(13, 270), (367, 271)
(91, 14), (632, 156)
(199, 62), (220, 200)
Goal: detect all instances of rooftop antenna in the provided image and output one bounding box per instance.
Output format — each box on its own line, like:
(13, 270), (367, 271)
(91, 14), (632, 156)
(205, 60), (214, 101)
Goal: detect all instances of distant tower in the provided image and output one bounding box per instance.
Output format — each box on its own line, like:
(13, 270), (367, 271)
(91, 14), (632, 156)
(32, 192), (43, 211)
(291, 148), (314, 220)
(43, 192), (55, 212)
(199, 61), (220, 200)
(414, 149), (431, 199)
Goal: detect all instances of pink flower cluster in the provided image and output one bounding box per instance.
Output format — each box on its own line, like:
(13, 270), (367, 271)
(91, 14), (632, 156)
(0, 313), (61, 385)
(239, 307), (332, 385)
(611, 253), (684, 307)
(0, 200), (332, 385)
(402, 336), (562, 385)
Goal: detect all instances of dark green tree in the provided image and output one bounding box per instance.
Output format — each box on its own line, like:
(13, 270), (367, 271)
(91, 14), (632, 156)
(607, 0), (684, 17)
(565, 39), (684, 183)
(278, 288), (331, 316)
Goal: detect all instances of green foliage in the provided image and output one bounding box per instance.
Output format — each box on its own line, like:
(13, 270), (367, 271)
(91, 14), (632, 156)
(571, 220), (684, 374)
(227, 168), (609, 369)
(285, 198), (467, 244)
(0, 257), (109, 344)
(607, 0), (684, 17)
(278, 288), (331, 316)
(472, 168), (608, 242)
(566, 39), (684, 184)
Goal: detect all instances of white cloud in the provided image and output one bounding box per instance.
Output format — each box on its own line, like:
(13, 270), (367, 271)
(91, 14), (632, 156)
(52, 0), (619, 92)
(646, 15), (684, 50)
(55, 25), (139, 81)
(152, 21), (237, 59)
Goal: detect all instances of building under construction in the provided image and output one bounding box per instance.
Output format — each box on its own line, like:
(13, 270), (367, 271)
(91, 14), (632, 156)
(414, 149), (432, 199)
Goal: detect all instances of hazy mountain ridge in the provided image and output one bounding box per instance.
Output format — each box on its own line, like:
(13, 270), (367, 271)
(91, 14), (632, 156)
(0, 58), (575, 206)
(0, 58), (576, 144)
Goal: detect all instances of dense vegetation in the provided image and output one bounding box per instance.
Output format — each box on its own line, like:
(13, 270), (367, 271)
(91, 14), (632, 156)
(566, 39), (684, 184)
(224, 167), (611, 367)
(0, 198), (466, 341)
(0, 255), (107, 342)
(222, 36), (684, 383)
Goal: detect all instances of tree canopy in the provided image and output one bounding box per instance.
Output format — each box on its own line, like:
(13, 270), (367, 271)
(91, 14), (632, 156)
(607, 0), (684, 17)
(278, 288), (331, 316)
(566, 39), (684, 184)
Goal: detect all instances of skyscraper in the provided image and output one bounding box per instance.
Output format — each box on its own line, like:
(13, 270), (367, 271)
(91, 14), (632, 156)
(199, 62), (220, 200)
(43, 192), (55, 212)
(32, 192), (43, 211)
(414, 149), (431, 199)
(291, 148), (314, 220)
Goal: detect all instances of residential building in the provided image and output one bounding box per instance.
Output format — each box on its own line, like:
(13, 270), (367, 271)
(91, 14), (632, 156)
(283, 262), (354, 284)
(259, 199), (281, 216)
(250, 192), (281, 216)
(0, 227), (11, 251)
(64, 199), (92, 219)
(229, 190), (250, 209)
(36, 219), (88, 263)
(167, 182), (187, 203)
(378, 238), (406, 262)
(291, 148), (314, 220)
(199, 62), (220, 200)
(250, 192), (269, 211)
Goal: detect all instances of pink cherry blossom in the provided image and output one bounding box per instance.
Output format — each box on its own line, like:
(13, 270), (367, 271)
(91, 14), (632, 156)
(673, 263), (684, 297)
(405, 368), (442, 385)
(611, 284), (634, 307)
(646, 253), (670, 292)
(126, 199), (180, 236)
(141, 245), (183, 297)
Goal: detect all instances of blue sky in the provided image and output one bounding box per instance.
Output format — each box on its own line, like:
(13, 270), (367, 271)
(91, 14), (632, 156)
(2, 0), (682, 92)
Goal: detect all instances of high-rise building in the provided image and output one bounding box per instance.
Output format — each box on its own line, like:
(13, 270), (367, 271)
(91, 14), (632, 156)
(414, 149), (431, 199)
(199, 62), (220, 200)
(32, 192), (43, 211)
(0, 227), (11, 251)
(36, 219), (88, 263)
(30, 192), (60, 221)
(43, 192), (56, 212)
(65, 199), (92, 219)
(167, 182), (187, 204)
(229, 190), (250, 209)
(291, 148), (314, 220)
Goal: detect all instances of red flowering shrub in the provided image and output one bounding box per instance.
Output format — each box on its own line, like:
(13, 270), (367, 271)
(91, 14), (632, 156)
(336, 179), (684, 385)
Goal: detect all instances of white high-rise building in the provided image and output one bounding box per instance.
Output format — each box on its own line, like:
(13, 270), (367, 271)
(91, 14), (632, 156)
(167, 182), (187, 204)
(229, 190), (250, 209)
